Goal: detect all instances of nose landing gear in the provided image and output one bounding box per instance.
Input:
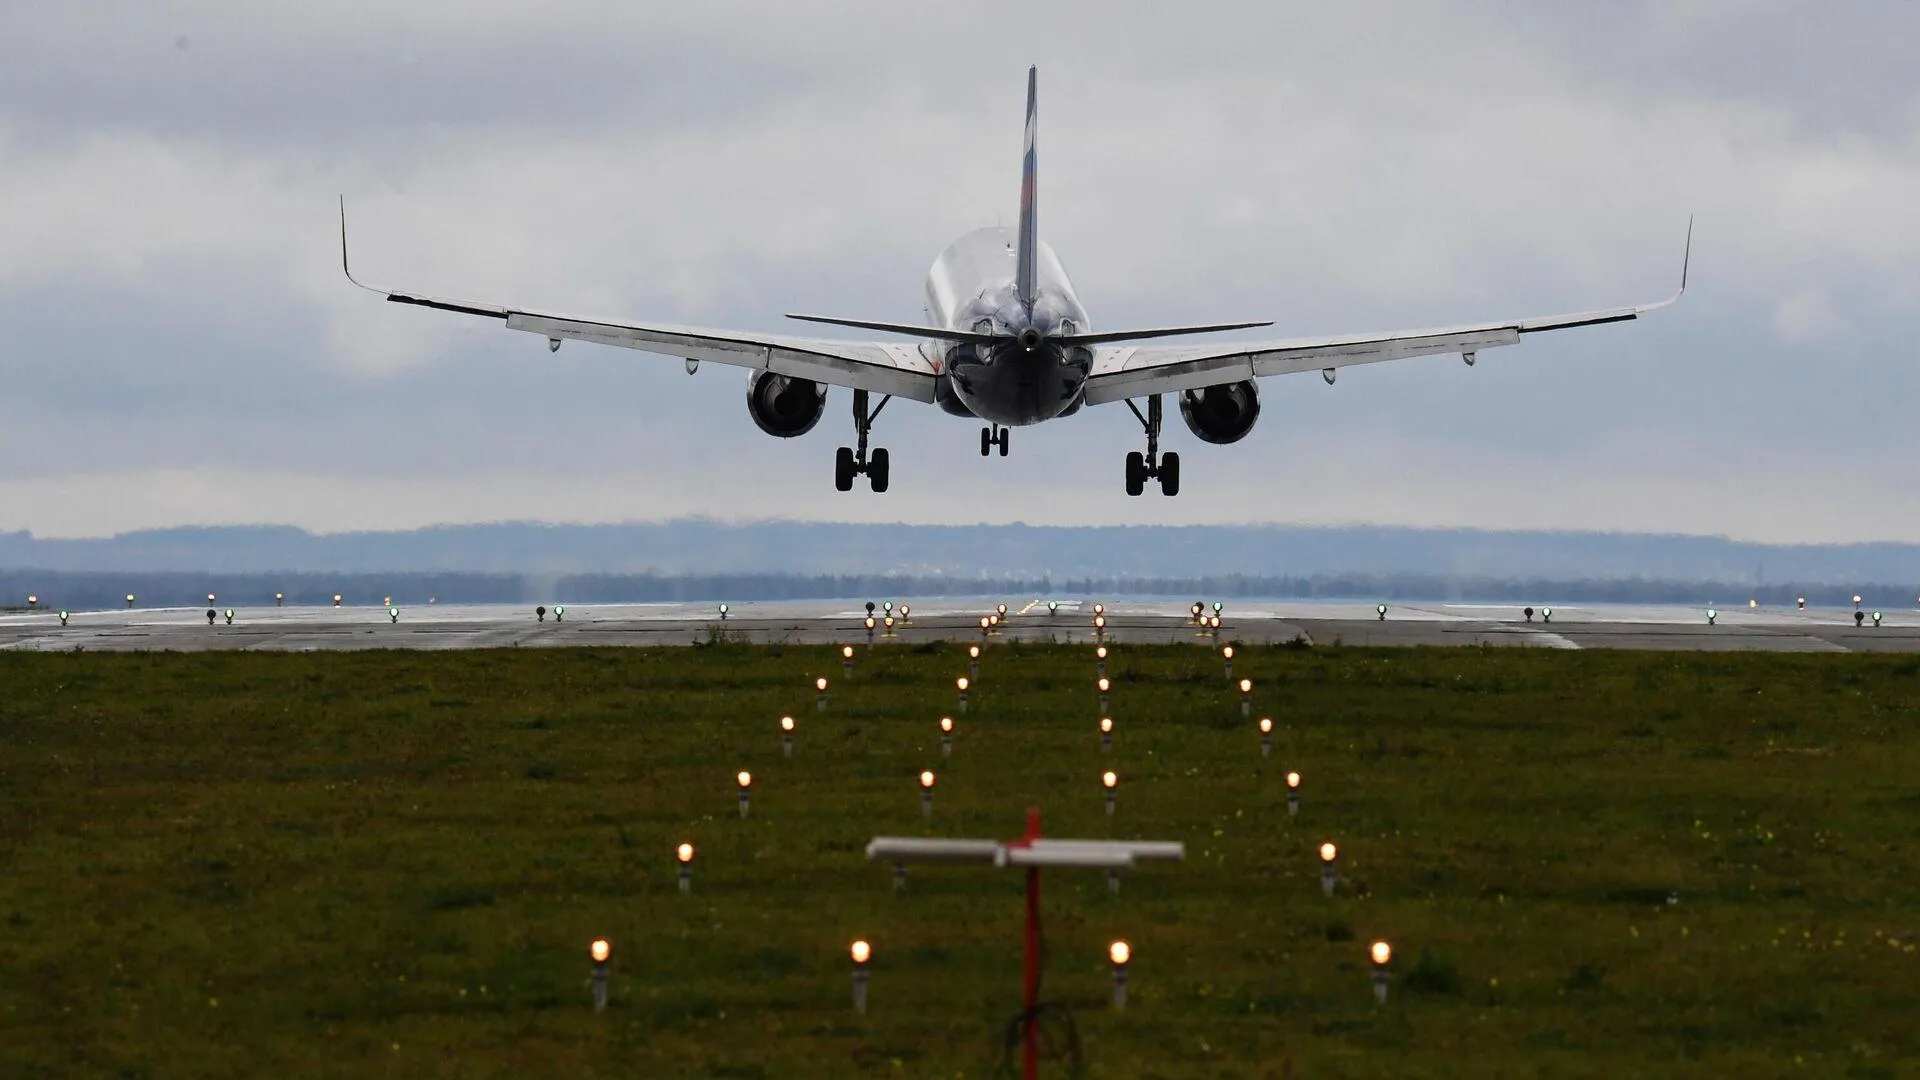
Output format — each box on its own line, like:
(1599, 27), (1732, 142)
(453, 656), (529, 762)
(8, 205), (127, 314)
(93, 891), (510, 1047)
(980, 424), (1010, 457)
(836, 389), (891, 492)
(1123, 394), (1180, 496)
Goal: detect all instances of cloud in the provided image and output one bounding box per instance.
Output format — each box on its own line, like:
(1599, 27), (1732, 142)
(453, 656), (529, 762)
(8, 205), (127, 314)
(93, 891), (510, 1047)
(1, 1), (1919, 543)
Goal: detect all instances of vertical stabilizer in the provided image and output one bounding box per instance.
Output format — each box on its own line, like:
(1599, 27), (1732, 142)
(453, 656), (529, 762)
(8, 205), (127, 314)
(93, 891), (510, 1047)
(1015, 66), (1039, 307)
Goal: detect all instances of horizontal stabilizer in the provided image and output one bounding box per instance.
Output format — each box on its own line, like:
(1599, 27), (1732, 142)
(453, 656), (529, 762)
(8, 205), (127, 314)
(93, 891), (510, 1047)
(1060, 321), (1272, 345)
(785, 313), (1001, 345)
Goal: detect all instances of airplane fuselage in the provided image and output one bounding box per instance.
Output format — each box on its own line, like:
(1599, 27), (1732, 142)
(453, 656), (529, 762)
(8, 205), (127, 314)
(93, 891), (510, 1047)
(923, 227), (1093, 425)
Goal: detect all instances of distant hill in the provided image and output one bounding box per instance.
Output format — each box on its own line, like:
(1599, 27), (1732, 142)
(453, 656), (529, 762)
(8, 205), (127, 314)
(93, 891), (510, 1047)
(0, 521), (1915, 585)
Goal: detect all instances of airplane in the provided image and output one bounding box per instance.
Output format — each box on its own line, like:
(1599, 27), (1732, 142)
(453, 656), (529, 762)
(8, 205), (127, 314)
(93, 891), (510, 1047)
(341, 67), (1688, 497)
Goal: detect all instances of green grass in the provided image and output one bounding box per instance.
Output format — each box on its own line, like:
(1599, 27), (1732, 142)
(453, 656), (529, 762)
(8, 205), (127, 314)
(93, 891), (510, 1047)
(3, 642), (1919, 1078)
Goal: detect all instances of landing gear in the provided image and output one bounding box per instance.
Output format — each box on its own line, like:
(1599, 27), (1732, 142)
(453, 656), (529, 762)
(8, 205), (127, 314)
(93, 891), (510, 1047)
(980, 424), (1010, 457)
(837, 389), (892, 493)
(1123, 395), (1180, 496)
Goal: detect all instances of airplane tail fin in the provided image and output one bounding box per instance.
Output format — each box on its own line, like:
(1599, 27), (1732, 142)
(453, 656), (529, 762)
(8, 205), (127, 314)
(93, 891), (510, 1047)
(1015, 65), (1038, 308)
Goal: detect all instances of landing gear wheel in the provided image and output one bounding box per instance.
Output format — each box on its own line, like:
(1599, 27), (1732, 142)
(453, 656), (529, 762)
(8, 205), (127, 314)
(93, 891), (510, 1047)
(868, 448), (890, 492)
(998, 428), (1010, 456)
(1125, 451), (1146, 497)
(835, 447), (856, 492)
(1159, 451), (1180, 496)
(981, 427), (992, 456)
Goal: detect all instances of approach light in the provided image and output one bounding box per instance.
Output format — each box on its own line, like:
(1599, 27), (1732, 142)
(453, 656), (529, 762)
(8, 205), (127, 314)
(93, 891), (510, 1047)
(677, 842), (694, 864)
(1100, 717), (1113, 733)
(957, 677), (970, 692)
(1798, 597), (1807, 609)
(1097, 677), (1111, 693)
(780, 716), (795, 732)
(1094, 615), (1106, 629)
(333, 594), (342, 606)
(718, 603), (729, 616)
(388, 606), (399, 622)
(1873, 611), (1884, 626)
(224, 609), (234, 624)
(842, 645), (855, 660)
(866, 615), (877, 631)
(816, 677), (829, 692)
(940, 717), (953, 733)
(997, 603), (1008, 617)
(883, 601), (894, 614)
(1212, 601), (1223, 613)
(1371, 940), (1391, 966)
(850, 940), (871, 965)
(969, 644), (980, 659)
(1209, 615), (1222, 629)
(737, 771), (752, 789)
(1096, 645), (1108, 659)
(1377, 604), (1387, 620)
(126, 594), (135, 607)
(1320, 842), (1338, 863)
(1094, 604), (1106, 616)
(920, 770), (935, 789)
(58, 610), (68, 625)
(979, 616), (991, 631)
(26, 595), (36, 608)
(1223, 645), (1234, 660)
(1239, 678), (1252, 694)
(591, 939), (611, 964)
(1109, 940), (1131, 966)
(1854, 595), (1864, 607)
(1259, 718), (1273, 734)
(1286, 771), (1301, 790)
(1103, 770), (1118, 790)
(1048, 600), (1058, 614)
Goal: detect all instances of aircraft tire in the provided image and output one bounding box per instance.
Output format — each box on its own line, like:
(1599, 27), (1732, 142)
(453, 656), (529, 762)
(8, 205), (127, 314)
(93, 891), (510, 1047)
(1125, 452), (1145, 496)
(1159, 452), (1181, 496)
(998, 429), (1010, 456)
(835, 447), (857, 492)
(980, 427), (992, 456)
(869, 448), (890, 493)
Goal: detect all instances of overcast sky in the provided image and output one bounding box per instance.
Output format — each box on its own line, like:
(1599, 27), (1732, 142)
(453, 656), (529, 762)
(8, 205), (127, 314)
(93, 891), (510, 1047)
(1, 1), (1916, 542)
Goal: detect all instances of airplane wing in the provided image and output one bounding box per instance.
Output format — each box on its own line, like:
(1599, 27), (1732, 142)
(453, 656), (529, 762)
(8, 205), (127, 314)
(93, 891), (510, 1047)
(339, 203), (939, 403)
(1082, 222), (1690, 407)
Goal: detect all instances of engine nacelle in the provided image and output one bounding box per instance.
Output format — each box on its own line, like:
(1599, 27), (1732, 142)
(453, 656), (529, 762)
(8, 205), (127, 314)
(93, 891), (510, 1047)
(1178, 380), (1261, 445)
(745, 371), (827, 438)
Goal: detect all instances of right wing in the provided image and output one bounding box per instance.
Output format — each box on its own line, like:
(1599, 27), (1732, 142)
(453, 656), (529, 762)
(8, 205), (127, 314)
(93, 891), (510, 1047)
(1084, 220), (1691, 406)
(339, 201), (939, 403)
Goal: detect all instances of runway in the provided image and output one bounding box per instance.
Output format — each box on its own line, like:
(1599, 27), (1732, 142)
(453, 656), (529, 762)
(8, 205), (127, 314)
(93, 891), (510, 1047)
(2, 597), (1916, 653)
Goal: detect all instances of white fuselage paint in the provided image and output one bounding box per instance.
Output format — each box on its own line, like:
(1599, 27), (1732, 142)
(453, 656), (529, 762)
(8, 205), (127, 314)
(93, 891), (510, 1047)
(921, 226), (1094, 426)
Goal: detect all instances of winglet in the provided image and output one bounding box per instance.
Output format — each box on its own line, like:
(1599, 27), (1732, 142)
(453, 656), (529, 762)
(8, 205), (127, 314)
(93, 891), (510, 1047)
(1636, 214), (1692, 314)
(1014, 66), (1039, 308)
(338, 195), (380, 294)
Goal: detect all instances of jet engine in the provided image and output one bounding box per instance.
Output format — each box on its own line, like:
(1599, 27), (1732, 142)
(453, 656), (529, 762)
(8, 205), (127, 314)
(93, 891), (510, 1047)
(745, 371), (827, 438)
(1178, 381), (1261, 444)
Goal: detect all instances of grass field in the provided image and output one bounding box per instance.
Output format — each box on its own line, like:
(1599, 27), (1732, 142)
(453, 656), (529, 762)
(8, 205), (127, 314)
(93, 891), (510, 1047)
(3, 639), (1918, 1078)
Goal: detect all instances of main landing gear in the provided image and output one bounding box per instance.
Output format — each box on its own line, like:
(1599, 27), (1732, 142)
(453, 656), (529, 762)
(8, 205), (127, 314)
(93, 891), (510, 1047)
(1123, 394), (1180, 497)
(836, 389), (891, 493)
(980, 424), (1010, 457)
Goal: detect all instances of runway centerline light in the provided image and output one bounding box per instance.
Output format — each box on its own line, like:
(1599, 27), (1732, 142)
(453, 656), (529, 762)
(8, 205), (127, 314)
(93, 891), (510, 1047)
(1370, 940), (1393, 1002)
(590, 939), (611, 1011)
(1109, 940), (1131, 1009)
(850, 939), (872, 1012)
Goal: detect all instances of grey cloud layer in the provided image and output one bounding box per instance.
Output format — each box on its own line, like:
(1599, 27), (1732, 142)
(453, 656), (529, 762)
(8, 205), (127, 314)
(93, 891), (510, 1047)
(0, 1), (1916, 541)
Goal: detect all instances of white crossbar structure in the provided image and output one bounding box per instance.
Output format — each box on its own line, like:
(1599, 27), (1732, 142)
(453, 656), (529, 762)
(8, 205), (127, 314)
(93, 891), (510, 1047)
(865, 836), (1185, 869)
(865, 811), (1183, 1080)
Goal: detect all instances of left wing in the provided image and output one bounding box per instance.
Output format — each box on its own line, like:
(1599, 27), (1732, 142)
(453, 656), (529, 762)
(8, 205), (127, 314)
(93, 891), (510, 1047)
(339, 201), (939, 402)
(1083, 221), (1690, 406)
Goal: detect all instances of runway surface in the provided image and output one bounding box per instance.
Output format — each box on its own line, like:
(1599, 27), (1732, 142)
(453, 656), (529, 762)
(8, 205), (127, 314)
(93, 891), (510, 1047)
(3, 598), (1917, 653)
